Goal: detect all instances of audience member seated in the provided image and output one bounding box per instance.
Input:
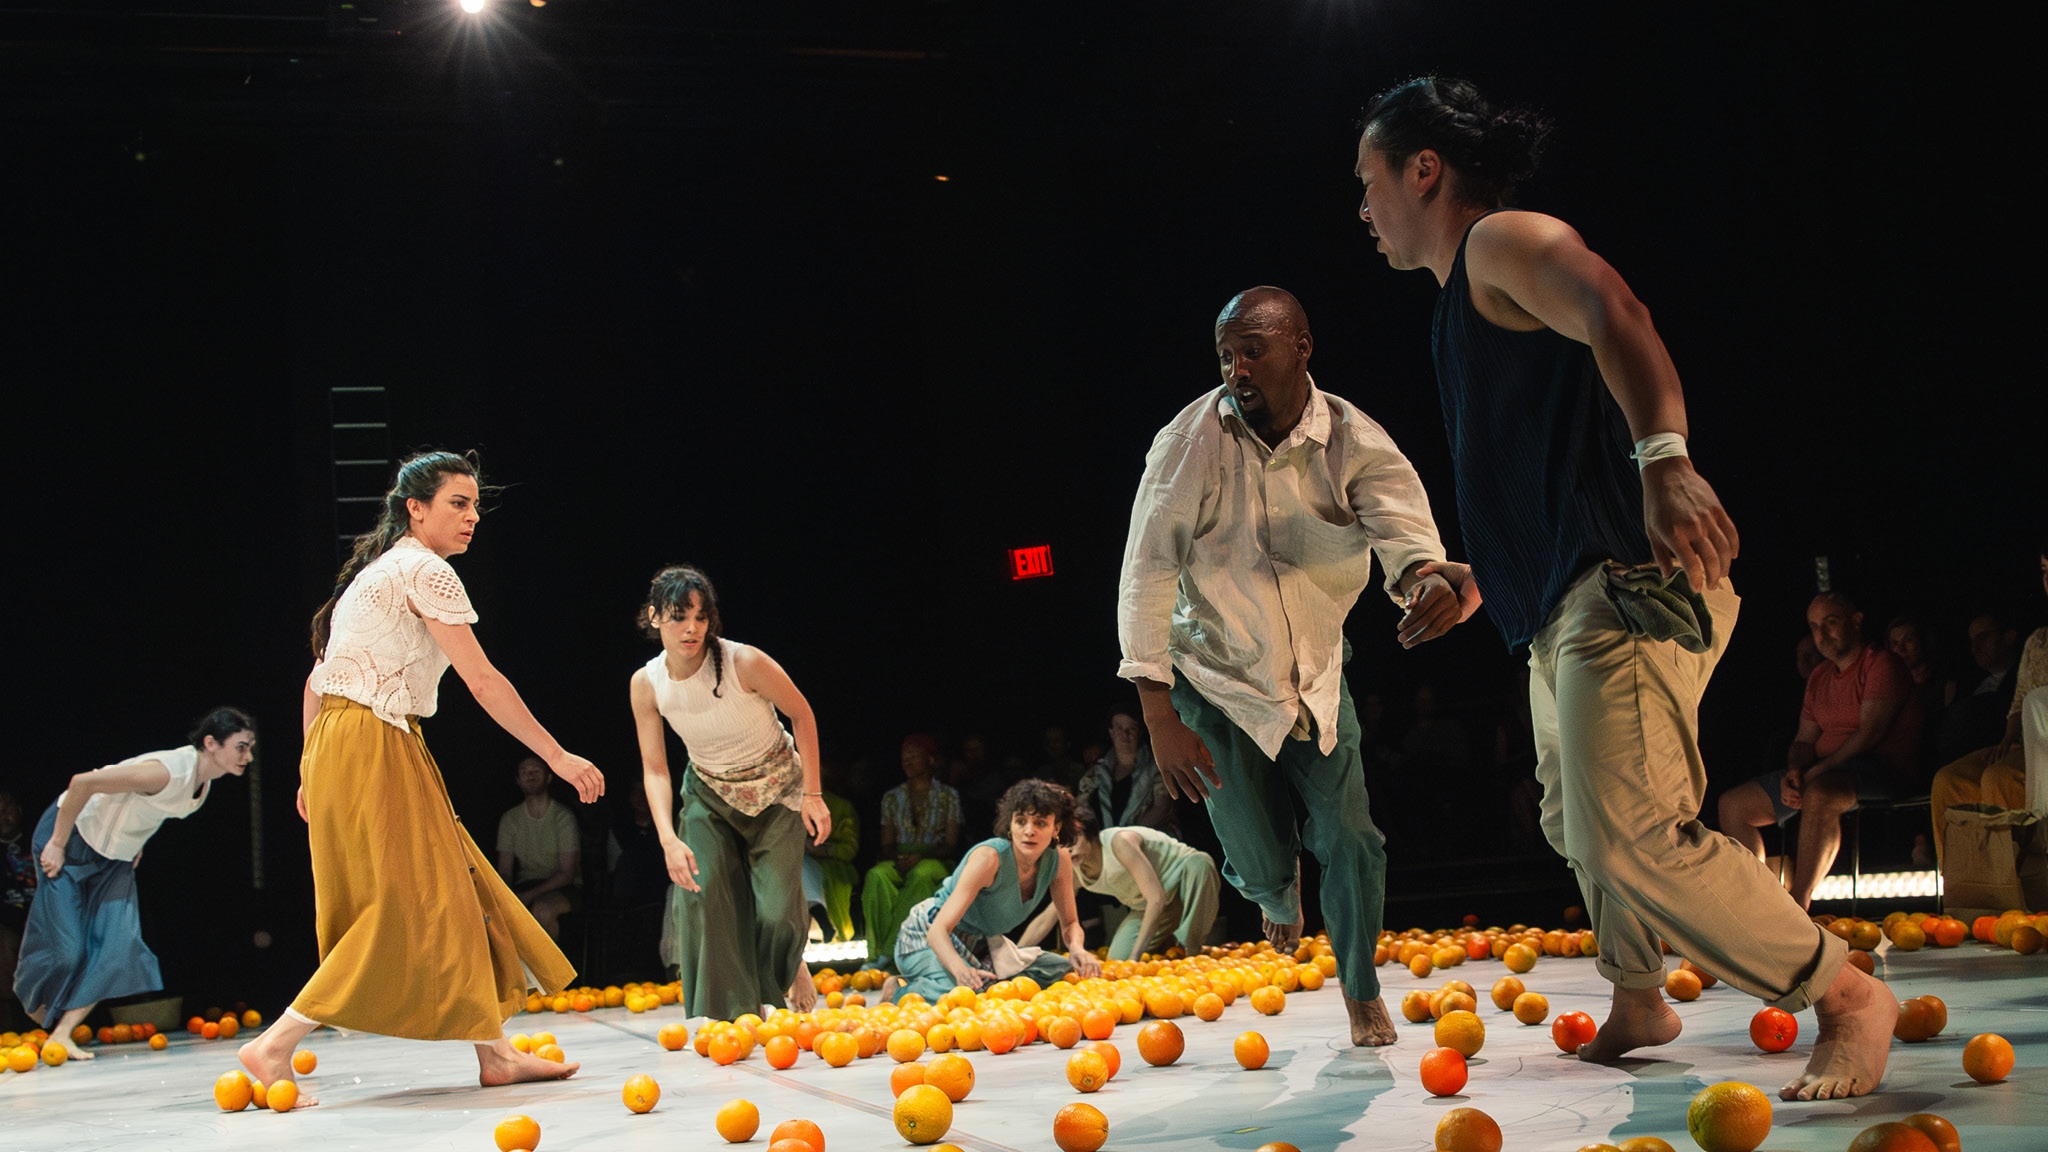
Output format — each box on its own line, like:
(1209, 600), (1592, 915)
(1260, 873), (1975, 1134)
(1076, 710), (1177, 835)
(495, 755), (582, 941)
(1035, 725), (1086, 791)
(1018, 809), (1221, 960)
(1886, 614), (1956, 767)
(1719, 591), (1921, 909)
(1930, 547), (2048, 857)
(863, 734), (963, 966)
(947, 733), (1006, 838)
(605, 786), (671, 910)
(1794, 631), (1824, 682)
(802, 763), (860, 943)
(1935, 610), (2024, 762)
(1, 790), (37, 1030)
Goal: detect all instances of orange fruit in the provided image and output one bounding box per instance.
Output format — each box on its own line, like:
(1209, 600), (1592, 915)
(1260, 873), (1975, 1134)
(534, 1042), (567, 1064)
(708, 1029), (744, 1066)
(2009, 925), (2043, 954)
(1052, 1102), (1109, 1152)
(1679, 959), (1719, 988)
(888, 1028), (928, 1063)
(1915, 995), (1948, 1035)
(1088, 1040), (1121, 1080)
(1400, 990), (1434, 1023)
(715, 1099), (760, 1143)
(267, 1078), (301, 1112)
(188, 1015), (206, 1034)
(530, 1030), (557, 1047)
(1551, 1011), (1597, 1053)
(815, 1030), (857, 1067)
(1066, 1049), (1108, 1092)
(890, 1062), (929, 1097)
(1249, 986), (1286, 1016)
(1434, 1009), (1485, 1058)
(1435, 1106), (1503, 1152)
(765, 1034), (800, 1070)
(242, 1009), (263, 1028)
(1136, 1020), (1184, 1066)
(657, 1023), (689, 1051)
(1932, 919), (1967, 947)
(1845, 1122), (1939, 1152)
(1079, 1007), (1117, 1041)
(1419, 1046), (1468, 1096)
(1685, 1081), (1771, 1152)
(1615, 1139), (1677, 1152)
(217, 1016), (240, 1040)
(1900, 1113), (1961, 1152)
(292, 1049), (318, 1075)
(771, 1119), (826, 1152)
(1747, 1007), (1796, 1053)
(214, 1070), (254, 1112)
(91, 1025), (110, 1045)
(1191, 993), (1226, 1022)
(1665, 969), (1702, 1001)
(1435, 990), (1479, 1019)
(1233, 1031), (1269, 1070)
(622, 1073), (660, 1114)
(1889, 920), (1926, 951)
(39, 1042), (66, 1066)
(202, 1022), (220, 1040)
(6, 1047), (36, 1074)
(1512, 992), (1550, 1025)
(1503, 943), (1538, 973)
(1847, 948), (1876, 974)
(148, 1033), (169, 1051)
(893, 1083), (954, 1145)
(1961, 1033), (2014, 1083)
(924, 1052), (976, 1101)
(1255, 1144), (1301, 1152)
(492, 1113), (541, 1151)
(1489, 976), (1525, 1011)
(251, 1079), (268, 1109)
(1893, 1000), (1938, 1043)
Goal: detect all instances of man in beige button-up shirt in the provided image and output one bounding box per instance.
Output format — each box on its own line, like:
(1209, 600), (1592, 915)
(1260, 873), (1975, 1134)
(1117, 286), (1477, 1046)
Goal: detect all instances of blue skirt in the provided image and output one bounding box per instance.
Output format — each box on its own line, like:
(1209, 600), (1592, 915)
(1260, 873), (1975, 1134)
(12, 800), (161, 1020)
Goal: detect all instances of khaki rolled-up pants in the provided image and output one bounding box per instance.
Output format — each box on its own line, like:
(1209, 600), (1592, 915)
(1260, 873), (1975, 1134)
(1528, 566), (1842, 1010)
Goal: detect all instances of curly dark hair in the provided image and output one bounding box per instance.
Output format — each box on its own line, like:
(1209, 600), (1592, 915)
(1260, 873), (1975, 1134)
(993, 778), (1081, 848)
(1359, 76), (1552, 209)
(639, 564), (727, 696)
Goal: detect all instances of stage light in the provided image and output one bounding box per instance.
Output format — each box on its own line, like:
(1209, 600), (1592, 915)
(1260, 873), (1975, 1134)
(458, 0), (485, 13)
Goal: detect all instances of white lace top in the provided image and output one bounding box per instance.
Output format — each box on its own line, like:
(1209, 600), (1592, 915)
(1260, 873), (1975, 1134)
(309, 535), (479, 730)
(72, 746), (209, 861)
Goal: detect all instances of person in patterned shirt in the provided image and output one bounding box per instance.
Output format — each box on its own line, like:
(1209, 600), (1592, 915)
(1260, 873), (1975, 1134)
(863, 734), (962, 967)
(1, 790), (37, 1029)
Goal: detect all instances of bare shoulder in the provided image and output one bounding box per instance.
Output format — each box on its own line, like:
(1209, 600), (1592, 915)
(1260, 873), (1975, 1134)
(1467, 209), (1585, 258)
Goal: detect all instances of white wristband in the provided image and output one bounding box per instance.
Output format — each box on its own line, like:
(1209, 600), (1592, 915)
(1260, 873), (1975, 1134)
(1631, 432), (1688, 471)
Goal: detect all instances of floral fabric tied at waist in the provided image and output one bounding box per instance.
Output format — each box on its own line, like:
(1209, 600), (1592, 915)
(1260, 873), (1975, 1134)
(688, 732), (802, 817)
(1602, 562), (1714, 653)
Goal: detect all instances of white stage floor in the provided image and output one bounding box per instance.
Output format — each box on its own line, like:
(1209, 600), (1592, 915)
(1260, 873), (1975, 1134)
(3, 942), (2039, 1152)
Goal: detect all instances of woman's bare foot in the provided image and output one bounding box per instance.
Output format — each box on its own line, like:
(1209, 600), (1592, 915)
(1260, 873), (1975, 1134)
(239, 1036), (318, 1108)
(1263, 910), (1304, 953)
(477, 1038), (579, 1087)
(876, 976), (902, 1005)
(787, 963), (818, 1012)
(1782, 963), (1894, 1100)
(1344, 993), (1397, 1046)
(67, 1045), (96, 1060)
(1577, 984), (1681, 1062)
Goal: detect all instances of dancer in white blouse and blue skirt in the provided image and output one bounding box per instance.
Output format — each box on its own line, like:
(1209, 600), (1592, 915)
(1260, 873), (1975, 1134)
(16, 707), (257, 1054)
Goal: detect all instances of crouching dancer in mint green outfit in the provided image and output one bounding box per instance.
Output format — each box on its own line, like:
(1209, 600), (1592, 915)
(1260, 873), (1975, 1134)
(888, 780), (1102, 1002)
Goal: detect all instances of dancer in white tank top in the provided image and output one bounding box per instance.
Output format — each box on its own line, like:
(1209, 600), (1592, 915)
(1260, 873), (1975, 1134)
(628, 564), (831, 1021)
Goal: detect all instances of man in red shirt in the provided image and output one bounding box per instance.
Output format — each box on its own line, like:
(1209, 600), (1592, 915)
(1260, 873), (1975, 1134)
(1720, 592), (1922, 909)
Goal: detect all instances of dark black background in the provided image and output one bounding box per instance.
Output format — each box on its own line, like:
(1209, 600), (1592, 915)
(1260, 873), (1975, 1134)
(3, 1), (2038, 1010)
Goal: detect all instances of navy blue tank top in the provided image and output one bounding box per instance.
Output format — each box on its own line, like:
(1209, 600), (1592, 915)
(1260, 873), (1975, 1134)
(1432, 212), (1652, 650)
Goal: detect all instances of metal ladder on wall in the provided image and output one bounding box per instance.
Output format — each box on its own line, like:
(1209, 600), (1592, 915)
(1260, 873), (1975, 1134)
(329, 385), (395, 559)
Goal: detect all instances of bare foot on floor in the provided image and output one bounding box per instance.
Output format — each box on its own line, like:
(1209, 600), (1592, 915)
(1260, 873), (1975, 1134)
(787, 963), (818, 1013)
(1263, 911), (1303, 953)
(1577, 984), (1681, 1062)
(876, 976), (902, 1005)
(477, 1040), (579, 1088)
(1782, 962), (1894, 1100)
(1344, 994), (1397, 1046)
(68, 1046), (96, 1060)
(238, 1038), (318, 1108)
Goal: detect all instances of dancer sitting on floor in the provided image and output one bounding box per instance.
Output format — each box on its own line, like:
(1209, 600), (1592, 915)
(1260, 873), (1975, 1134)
(629, 564), (832, 1021)
(1018, 808), (1220, 962)
(239, 450), (606, 1104)
(887, 779), (1102, 1003)
(15, 708), (256, 1054)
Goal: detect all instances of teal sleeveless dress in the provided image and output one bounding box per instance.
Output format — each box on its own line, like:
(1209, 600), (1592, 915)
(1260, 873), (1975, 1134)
(892, 837), (1076, 999)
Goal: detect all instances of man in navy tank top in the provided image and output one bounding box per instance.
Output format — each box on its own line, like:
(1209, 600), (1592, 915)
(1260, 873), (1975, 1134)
(1351, 77), (1896, 1101)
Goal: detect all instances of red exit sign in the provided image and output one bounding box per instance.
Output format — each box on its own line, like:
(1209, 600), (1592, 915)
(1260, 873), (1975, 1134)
(1010, 544), (1054, 580)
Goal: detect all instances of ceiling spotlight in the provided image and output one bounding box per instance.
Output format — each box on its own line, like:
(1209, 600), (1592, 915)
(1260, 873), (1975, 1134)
(459, 0), (486, 13)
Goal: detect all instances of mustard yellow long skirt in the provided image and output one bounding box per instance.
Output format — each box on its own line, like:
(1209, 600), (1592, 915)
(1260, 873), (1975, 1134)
(290, 696), (576, 1041)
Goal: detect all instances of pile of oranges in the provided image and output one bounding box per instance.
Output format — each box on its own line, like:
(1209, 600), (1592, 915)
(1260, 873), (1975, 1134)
(185, 1007), (264, 1041)
(2, 1029), (63, 1072)
(1829, 907), (2047, 956)
(522, 979), (683, 1016)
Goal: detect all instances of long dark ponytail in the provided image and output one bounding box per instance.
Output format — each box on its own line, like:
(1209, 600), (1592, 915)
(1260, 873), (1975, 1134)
(310, 450), (481, 658)
(639, 564), (727, 696)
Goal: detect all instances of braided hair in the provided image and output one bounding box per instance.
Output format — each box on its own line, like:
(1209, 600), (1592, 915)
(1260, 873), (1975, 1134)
(309, 450), (481, 658)
(1360, 76), (1552, 208)
(639, 565), (727, 696)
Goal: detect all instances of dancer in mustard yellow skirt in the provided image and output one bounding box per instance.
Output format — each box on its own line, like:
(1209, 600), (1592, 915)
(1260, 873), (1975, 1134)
(238, 451), (605, 1104)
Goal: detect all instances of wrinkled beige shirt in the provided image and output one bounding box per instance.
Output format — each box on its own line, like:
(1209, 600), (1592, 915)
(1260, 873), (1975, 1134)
(1117, 380), (1445, 757)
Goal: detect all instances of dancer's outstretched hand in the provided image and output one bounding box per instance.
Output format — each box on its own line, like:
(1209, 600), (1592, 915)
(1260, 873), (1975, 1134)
(664, 839), (702, 892)
(39, 837), (65, 879)
(1397, 562), (1480, 648)
(551, 752), (605, 803)
(1071, 948), (1102, 980)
